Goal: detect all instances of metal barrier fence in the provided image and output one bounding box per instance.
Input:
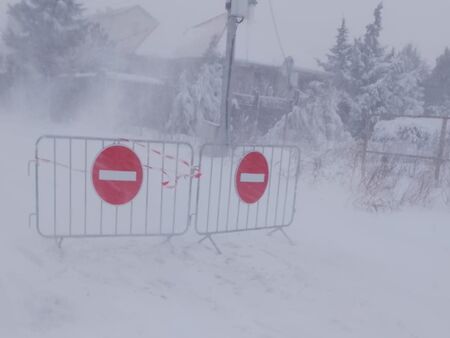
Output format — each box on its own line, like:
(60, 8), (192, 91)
(33, 135), (194, 241)
(195, 144), (300, 241)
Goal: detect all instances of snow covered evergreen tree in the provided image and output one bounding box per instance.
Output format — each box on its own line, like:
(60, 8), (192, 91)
(320, 3), (426, 139)
(168, 71), (197, 135)
(425, 47), (450, 114)
(378, 44), (428, 116)
(265, 82), (351, 150)
(361, 3), (384, 61)
(349, 3), (394, 138)
(73, 21), (113, 73)
(353, 5), (428, 121)
(318, 19), (352, 91)
(318, 18), (354, 132)
(192, 62), (222, 126)
(3, 0), (110, 78)
(167, 61), (222, 138)
(3, 0), (89, 78)
(318, 4), (391, 138)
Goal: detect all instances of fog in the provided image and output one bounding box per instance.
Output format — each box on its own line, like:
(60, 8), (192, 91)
(92, 0), (450, 67)
(0, 1), (450, 338)
(2, 0), (450, 67)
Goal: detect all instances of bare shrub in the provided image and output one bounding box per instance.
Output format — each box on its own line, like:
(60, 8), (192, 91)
(354, 155), (436, 211)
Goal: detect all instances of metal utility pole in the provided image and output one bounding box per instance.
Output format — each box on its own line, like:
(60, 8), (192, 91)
(220, 0), (256, 145)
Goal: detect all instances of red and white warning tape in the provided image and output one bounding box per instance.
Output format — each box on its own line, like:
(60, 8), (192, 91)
(142, 163), (201, 189)
(30, 142), (202, 188)
(117, 138), (202, 188)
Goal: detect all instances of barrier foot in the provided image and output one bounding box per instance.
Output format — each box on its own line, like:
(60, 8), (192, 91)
(55, 237), (64, 249)
(267, 228), (295, 246)
(198, 235), (222, 255)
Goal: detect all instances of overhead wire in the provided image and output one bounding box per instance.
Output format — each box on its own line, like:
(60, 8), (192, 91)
(267, 0), (287, 60)
(246, 14), (251, 61)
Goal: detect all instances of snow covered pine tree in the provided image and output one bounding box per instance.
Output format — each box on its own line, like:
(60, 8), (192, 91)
(425, 48), (450, 115)
(320, 3), (428, 139)
(3, 0), (111, 120)
(3, 0), (89, 78)
(4, 0), (112, 77)
(168, 61), (222, 140)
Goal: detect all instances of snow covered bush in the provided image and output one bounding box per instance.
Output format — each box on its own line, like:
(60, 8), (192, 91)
(355, 156), (436, 211)
(263, 81), (357, 185)
(264, 81), (352, 151)
(375, 45), (428, 116)
(193, 62), (222, 126)
(167, 61), (222, 140)
(371, 117), (441, 155)
(168, 72), (197, 135)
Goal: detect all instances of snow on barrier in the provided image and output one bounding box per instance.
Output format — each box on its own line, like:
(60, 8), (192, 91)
(195, 144), (300, 253)
(31, 135), (195, 243)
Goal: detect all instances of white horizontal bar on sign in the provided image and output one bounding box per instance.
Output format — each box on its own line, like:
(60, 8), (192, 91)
(99, 170), (137, 182)
(240, 173), (265, 183)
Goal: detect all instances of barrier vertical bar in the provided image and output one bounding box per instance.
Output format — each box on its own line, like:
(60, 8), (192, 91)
(53, 137), (57, 237)
(69, 138), (72, 236)
(129, 142), (135, 234)
(115, 206), (118, 235)
(254, 146), (263, 229)
(225, 146), (234, 231)
(35, 138), (40, 236)
(245, 146), (256, 230)
(195, 146), (204, 234)
(84, 139), (87, 235)
(273, 147), (285, 224)
(235, 147), (245, 230)
(206, 153), (214, 233)
(215, 149), (225, 232)
(100, 140), (105, 235)
(159, 143), (166, 233)
(144, 142), (150, 234)
(186, 144), (195, 233)
(264, 147), (275, 226)
(172, 143), (180, 233)
(282, 148), (293, 224)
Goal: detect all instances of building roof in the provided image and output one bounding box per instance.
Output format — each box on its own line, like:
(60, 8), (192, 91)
(92, 5), (159, 54)
(137, 13), (227, 59)
(174, 13), (227, 58)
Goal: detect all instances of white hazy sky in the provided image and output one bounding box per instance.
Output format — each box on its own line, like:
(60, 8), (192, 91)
(1, 0), (450, 69)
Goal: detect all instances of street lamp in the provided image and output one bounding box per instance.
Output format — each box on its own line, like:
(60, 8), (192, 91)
(230, 0), (257, 19)
(221, 0), (257, 145)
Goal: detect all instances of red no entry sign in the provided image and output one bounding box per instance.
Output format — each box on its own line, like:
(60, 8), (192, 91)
(92, 145), (143, 205)
(235, 151), (269, 204)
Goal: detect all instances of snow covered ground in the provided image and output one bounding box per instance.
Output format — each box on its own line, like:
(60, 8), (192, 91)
(0, 113), (449, 338)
